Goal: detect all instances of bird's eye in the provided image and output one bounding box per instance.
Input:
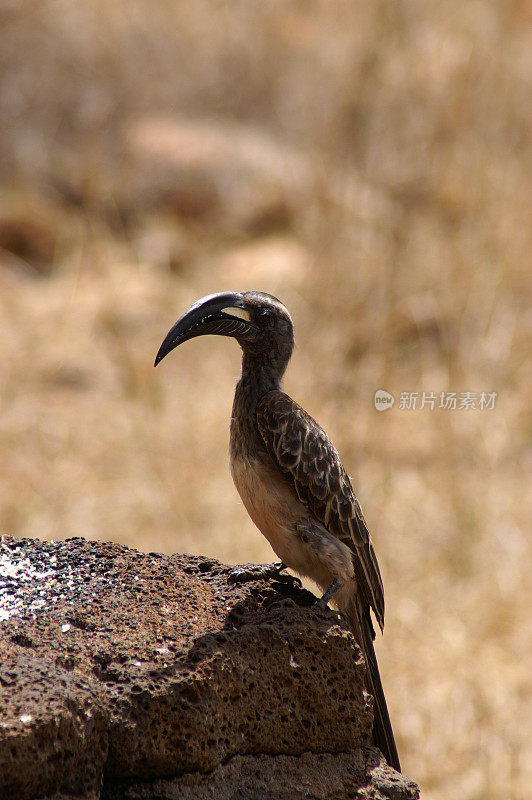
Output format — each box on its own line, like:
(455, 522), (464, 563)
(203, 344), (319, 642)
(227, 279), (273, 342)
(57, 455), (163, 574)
(258, 308), (273, 325)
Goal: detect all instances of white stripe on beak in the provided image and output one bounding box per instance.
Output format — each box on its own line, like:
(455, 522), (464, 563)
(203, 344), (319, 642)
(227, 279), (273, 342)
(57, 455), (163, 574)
(222, 307), (252, 322)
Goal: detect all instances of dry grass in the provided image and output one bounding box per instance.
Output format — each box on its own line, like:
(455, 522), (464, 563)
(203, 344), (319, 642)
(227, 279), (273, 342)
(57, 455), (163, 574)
(1, 2), (531, 798)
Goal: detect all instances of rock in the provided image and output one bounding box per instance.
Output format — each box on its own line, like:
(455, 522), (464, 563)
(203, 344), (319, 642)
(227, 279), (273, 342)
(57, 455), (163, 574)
(0, 652), (107, 800)
(101, 751), (419, 800)
(0, 536), (420, 800)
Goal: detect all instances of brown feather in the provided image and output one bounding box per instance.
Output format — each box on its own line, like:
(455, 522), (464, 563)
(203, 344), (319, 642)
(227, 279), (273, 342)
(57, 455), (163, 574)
(256, 390), (385, 630)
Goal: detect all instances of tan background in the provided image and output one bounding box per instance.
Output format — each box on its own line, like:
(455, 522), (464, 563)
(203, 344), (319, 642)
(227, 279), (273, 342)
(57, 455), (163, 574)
(0, 2), (530, 798)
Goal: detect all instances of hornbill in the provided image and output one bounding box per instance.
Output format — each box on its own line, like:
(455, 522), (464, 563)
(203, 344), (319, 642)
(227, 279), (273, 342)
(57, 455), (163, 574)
(155, 290), (401, 772)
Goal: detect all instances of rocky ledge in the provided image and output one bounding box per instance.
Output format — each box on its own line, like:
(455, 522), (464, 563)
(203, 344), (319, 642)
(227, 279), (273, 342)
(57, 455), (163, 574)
(0, 536), (419, 800)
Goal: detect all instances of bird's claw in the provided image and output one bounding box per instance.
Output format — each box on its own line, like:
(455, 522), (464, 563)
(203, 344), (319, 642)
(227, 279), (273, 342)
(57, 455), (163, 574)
(228, 561), (288, 584)
(313, 599), (345, 624)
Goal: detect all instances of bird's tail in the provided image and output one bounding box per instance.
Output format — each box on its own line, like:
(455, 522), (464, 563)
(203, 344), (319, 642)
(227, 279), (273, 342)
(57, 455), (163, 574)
(344, 595), (401, 773)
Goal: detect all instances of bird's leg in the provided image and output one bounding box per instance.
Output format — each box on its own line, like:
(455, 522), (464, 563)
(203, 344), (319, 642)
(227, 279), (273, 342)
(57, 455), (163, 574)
(228, 561), (289, 584)
(315, 578), (343, 609)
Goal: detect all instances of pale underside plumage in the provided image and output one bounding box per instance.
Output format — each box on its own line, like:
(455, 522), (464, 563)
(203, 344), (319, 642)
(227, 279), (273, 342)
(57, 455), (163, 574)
(256, 390), (385, 631)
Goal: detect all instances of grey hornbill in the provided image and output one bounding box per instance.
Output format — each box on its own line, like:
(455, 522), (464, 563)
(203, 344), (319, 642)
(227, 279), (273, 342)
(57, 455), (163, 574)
(155, 290), (401, 772)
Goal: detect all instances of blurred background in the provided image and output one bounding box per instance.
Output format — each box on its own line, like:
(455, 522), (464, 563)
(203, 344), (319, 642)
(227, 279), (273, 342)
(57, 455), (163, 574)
(0, 1), (530, 797)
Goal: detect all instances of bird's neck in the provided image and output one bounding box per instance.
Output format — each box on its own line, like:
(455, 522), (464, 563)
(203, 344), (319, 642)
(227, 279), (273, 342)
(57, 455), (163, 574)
(241, 350), (286, 394)
(230, 351), (287, 459)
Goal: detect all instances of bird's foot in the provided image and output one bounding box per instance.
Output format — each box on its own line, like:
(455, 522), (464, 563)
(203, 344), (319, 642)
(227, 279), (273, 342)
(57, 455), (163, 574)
(314, 578), (345, 620)
(312, 598), (346, 624)
(228, 561), (289, 584)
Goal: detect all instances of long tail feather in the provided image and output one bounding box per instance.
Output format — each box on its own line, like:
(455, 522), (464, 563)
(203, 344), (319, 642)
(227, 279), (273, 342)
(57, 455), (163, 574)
(345, 597), (401, 772)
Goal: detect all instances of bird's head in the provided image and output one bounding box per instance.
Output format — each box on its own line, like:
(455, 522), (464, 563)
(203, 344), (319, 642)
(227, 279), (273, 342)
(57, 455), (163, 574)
(154, 291), (294, 367)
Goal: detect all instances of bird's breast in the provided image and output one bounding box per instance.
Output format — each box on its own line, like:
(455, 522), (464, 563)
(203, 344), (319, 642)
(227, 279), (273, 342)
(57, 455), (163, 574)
(230, 451), (310, 567)
(230, 450), (356, 593)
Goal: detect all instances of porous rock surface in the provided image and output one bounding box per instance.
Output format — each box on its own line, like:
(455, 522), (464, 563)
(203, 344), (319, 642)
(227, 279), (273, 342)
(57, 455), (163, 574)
(0, 536), (419, 800)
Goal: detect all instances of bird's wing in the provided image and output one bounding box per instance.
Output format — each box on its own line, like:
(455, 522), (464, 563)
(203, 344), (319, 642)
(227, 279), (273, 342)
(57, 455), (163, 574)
(256, 390), (385, 629)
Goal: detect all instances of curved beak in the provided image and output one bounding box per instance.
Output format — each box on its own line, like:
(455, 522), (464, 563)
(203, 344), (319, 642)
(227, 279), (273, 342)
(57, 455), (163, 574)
(154, 291), (256, 366)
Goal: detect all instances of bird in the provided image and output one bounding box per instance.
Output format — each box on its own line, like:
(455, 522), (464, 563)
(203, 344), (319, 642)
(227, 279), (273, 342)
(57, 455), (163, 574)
(155, 290), (401, 772)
